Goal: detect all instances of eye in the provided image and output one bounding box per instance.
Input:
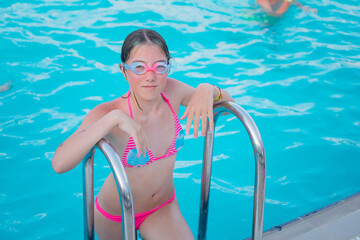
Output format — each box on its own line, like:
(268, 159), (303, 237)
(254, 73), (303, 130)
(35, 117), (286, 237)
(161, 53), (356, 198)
(132, 62), (145, 72)
(156, 62), (167, 72)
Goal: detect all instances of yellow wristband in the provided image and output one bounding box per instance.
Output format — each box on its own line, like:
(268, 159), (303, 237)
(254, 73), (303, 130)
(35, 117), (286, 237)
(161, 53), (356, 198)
(286, 0), (293, 3)
(213, 85), (223, 102)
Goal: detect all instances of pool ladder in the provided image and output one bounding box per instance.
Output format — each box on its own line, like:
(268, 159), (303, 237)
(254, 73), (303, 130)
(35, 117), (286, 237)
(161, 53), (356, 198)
(82, 101), (266, 240)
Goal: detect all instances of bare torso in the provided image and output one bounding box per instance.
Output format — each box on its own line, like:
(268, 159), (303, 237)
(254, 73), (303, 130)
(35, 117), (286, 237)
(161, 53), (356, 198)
(96, 90), (181, 215)
(257, 0), (284, 12)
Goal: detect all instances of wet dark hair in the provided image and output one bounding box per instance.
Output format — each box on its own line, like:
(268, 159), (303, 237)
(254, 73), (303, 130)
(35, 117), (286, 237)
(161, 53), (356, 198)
(121, 29), (171, 63)
(121, 29), (171, 111)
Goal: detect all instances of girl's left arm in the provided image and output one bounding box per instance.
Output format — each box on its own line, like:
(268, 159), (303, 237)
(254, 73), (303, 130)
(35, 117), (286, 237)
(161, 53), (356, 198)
(167, 78), (234, 138)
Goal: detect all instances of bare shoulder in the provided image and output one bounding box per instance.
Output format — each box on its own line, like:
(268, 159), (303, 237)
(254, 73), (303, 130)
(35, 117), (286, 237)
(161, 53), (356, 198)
(165, 77), (192, 90)
(164, 77), (195, 107)
(78, 97), (127, 129)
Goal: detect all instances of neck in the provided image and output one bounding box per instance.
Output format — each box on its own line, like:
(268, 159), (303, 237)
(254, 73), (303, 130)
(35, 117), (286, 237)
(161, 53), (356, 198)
(130, 92), (162, 117)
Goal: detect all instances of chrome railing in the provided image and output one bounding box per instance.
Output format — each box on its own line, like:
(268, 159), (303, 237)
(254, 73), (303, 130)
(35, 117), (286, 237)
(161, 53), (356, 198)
(82, 139), (135, 240)
(198, 101), (266, 240)
(81, 101), (265, 240)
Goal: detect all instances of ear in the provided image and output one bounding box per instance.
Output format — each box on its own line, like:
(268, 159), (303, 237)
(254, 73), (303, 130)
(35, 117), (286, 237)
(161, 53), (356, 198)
(119, 64), (127, 80)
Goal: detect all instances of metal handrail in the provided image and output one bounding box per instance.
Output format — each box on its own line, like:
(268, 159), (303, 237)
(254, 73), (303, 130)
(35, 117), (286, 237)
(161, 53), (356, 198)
(83, 139), (135, 240)
(198, 101), (266, 240)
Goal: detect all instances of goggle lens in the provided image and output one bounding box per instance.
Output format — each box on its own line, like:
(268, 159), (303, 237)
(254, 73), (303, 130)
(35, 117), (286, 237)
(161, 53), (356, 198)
(123, 61), (170, 75)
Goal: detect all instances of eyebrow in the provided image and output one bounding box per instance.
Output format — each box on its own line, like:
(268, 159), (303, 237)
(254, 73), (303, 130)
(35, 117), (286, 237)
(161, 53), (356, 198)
(130, 59), (167, 64)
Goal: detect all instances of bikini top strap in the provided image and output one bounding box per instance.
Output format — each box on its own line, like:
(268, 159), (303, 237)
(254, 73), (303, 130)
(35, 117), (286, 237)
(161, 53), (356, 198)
(127, 91), (175, 117)
(161, 92), (176, 115)
(127, 91), (133, 118)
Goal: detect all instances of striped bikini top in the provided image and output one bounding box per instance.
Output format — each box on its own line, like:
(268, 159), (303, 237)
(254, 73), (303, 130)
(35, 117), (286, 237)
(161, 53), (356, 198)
(121, 92), (184, 168)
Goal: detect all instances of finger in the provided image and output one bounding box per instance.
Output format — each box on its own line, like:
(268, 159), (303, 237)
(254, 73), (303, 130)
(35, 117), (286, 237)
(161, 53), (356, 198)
(193, 112), (201, 139)
(208, 108), (214, 131)
(134, 131), (147, 158)
(141, 131), (148, 157)
(201, 112), (207, 137)
(180, 107), (188, 120)
(185, 110), (194, 135)
(133, 136), (142, 158)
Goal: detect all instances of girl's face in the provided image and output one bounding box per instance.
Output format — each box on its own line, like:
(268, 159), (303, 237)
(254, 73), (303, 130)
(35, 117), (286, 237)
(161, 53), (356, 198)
(121, 44), (168, 101)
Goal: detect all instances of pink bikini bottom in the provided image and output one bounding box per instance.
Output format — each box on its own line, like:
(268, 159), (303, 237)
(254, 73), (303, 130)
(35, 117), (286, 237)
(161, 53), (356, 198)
(95, 191), (176, 230)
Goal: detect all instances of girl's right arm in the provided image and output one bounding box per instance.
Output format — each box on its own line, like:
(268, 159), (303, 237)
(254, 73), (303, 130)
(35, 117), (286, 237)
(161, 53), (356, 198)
(52, 107), (147, 174)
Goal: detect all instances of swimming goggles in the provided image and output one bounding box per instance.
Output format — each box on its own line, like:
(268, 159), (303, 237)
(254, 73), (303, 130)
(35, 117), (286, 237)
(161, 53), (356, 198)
(122, 61), (171, 75)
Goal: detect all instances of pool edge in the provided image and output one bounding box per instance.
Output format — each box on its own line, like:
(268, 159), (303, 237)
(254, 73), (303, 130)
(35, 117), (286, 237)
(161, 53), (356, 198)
(246, 192), (360, 240)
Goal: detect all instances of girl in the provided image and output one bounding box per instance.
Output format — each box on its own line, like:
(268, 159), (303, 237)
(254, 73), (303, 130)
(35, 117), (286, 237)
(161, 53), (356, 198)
(52, 28), (234, 240)
(256, 0), (318, 16)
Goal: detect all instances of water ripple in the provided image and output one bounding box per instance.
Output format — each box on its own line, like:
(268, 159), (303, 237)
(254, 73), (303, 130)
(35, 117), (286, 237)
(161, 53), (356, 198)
(29, 80), (89, 97)
(322, 137), (360, 148)
(234, 96), (315, 117)
(1, 1), (360, 239)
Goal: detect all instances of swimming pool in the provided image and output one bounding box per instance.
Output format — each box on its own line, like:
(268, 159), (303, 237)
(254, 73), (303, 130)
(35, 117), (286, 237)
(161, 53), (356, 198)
(1, 0), (359, 239)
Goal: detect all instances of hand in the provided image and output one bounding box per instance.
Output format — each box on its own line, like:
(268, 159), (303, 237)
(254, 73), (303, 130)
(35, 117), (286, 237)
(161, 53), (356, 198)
(180, 84), (215, 138)
(111, 110), (148, 157)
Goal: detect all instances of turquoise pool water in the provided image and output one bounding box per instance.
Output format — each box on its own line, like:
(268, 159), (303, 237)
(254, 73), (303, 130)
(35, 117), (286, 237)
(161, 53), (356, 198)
(1, 0), (359, 239)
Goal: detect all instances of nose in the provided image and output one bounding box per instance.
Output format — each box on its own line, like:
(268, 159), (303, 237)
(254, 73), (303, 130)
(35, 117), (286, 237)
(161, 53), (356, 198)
(143, 70), (156, 81)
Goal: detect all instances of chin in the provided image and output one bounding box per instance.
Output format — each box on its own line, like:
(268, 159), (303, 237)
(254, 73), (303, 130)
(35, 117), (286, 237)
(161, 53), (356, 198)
(138, 87), (163, 100)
